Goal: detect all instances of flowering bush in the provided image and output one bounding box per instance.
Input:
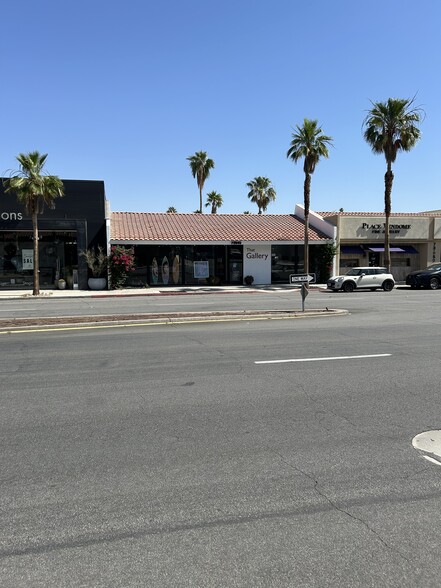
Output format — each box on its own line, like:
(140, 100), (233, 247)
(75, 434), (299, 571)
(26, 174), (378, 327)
(109, 245), (135, 289)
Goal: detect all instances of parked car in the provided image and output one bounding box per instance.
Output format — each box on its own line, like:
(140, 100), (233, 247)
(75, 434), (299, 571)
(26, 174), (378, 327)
(327, 267), (395, 292)
(406, 263), (441, 290)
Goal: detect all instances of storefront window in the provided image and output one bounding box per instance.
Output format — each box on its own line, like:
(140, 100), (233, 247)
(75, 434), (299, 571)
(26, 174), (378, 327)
(340, 258), (360, 268)
(137, 245), (183, 286)
(271, 245), (301, 283)
(227, 245), (242, 284)
(0, 232), (76, 288)
(183, 246), (216, 285)
(139, 245), (234, 286)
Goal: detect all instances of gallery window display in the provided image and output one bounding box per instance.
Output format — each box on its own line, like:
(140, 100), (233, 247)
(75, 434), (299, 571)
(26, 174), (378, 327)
(125, 244), (244, 287)
(0, 232), (77, 288)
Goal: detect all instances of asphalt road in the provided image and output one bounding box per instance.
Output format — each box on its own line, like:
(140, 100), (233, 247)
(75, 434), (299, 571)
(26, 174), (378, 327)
(0, 285), (427, 320)
(1, 289), (441, 586)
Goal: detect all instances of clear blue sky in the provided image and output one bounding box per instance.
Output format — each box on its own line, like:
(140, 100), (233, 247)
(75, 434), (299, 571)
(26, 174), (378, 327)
(2, 0), (440, 215)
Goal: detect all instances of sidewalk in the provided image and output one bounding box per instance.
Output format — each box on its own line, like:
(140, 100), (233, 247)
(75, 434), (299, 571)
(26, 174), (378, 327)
(0, 284), (328, 300)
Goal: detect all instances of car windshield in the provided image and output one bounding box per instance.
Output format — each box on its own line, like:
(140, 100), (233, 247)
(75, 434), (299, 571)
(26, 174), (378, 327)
(345, 268), (364, 276)
(427, 264), (441, 271)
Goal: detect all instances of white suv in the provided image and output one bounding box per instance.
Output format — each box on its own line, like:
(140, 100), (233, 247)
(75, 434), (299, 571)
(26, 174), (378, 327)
(327, 267), (395, 292)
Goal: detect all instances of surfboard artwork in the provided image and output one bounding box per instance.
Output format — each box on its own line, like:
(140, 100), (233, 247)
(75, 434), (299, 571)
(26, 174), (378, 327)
(151, 257), (158, 284)
(172, 255), (180, 284)
(162, 256), (169, 285)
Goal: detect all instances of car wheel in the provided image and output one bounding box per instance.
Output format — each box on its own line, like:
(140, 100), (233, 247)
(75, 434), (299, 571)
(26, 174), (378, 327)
(342, 281), (355, 293)
(429, 277), (440, 290)
(382, 280), (394, 292)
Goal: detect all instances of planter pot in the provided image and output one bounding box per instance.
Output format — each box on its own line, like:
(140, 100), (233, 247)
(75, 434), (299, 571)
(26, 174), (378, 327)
(58, 280), (66, 290)
(88, 277), (107, 291)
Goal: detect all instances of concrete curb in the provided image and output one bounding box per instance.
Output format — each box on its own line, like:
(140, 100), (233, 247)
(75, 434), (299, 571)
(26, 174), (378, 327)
(0, 308), (349, 331)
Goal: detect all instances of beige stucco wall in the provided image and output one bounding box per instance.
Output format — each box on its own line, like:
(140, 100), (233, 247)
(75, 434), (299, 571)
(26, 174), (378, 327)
(339, 216), (430, 241)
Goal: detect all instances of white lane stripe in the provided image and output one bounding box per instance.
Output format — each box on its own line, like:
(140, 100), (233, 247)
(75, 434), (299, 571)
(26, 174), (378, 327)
(412, 430), (441, 467)
(255, 353), (391, 364)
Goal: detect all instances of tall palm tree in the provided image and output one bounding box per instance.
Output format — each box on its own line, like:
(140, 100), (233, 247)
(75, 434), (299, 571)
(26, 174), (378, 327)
(287, 119), (332, 277)
(246, 176), (276, 214)
(187, 151), (215, 214)
(205, 191), (223, 213)
(4, 151), (64, 295)
(363, 97), (423, 272)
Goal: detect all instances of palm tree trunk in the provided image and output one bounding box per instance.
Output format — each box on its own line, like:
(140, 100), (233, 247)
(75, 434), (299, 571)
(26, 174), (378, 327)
(32, 210), (40, 296)
(199, 186), (203, 214)
(304, 173), (311, 278)
(384, 164), (394, 273)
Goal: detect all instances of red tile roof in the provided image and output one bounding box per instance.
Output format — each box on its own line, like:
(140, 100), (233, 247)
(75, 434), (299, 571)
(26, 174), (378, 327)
(110, 212), (331, 243)
(318, 211), (440, 217)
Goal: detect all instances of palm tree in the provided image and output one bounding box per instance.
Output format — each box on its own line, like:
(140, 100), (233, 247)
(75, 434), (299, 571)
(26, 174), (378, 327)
(205, 191), (223, 213)
(166, 206), (177, 213)
(246, 176), (276, 214)
(287, 119), (332, 277)
(3, 151), (64, 295)
(363, 97), (423, 272)
(187, 151), (215, 214)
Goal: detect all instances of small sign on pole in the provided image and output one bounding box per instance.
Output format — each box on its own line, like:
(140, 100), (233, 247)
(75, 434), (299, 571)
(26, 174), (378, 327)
(289, 273), (315, 285)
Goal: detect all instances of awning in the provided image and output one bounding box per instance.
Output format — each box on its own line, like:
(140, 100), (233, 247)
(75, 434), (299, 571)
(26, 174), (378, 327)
(341, 245), (364, 254)
(366, 245), (418, 253)
(400, 245), (419, 254)
(367, 247), (403, 252)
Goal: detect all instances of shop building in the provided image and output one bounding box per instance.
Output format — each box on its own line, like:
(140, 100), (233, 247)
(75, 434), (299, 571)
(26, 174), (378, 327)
(0, 179), (107, 289)
(7, 173), (438, 290)
(318, 211), (441, 281)
(110, 210), (332, 286)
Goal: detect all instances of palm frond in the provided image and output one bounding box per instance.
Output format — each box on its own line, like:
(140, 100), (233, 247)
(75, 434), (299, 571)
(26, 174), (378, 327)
(363, 97), (423, 162)
(287, 119), (333, 172)
(246, 176), (276, 213)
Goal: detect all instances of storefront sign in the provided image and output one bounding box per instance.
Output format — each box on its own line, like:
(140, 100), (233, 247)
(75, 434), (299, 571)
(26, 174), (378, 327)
(246, 247), (268, 260)
(340, 217), (429, 240)
(0, 211), (23, 221)
(22, 249), (33, 270)
(360, 222), (411, 235)
(243, 245), (271, 284)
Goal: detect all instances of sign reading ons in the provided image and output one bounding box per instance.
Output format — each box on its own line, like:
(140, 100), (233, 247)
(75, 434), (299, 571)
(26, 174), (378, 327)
(1, 211), (23, 221)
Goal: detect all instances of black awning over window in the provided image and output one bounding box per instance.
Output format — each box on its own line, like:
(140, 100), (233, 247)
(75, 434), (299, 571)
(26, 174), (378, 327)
(341, 245), (364, 254)
(399, 245), (419, 254)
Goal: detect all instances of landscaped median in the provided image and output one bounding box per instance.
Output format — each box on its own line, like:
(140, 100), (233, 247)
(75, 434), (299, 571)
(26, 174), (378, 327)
(0, 308), (348, 331)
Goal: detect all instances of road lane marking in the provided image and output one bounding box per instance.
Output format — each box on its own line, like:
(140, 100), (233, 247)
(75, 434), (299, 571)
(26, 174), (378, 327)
(255, 353), (391, 364)
(412, 430), (441, 466)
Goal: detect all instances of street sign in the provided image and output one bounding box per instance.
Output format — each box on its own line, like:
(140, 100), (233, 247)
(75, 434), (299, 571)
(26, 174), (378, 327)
(289, 273), (316, 284)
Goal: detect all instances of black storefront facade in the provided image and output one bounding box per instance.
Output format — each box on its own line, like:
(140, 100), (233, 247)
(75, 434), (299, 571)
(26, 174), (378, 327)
(0, 179), (107, 290)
